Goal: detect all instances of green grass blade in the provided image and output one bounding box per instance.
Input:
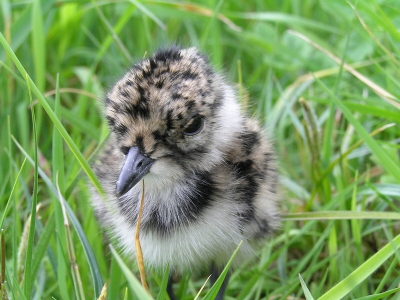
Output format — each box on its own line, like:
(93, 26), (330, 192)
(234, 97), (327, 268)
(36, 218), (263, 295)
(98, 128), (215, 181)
(315, 78), (400, 180)
(0, 31), (104, 197)
(31, 0), (45, 92)
(299, 273), (315, 300)
(12, 138), (104, 298)
(328, 225), (338, 286)
(203, 241), (242, 300)
(356, 287), (400, 300)
(343, 101), (400, 123)
(0, 158), (26, 230)
(318, 234), (400, 300)
(91, 1), (132, 62)
(127, 0), (166, 30)
(283, 211), (400, 221)
(31, 214), (55, 283)
(52, 74), (70, 300)
(176, 273), (190, 299)
(62, 192), (104, 298)
(53, 74), (65, 194)
(91, 4), (135, 68)
(0, 1), (54, 61)
(291, 30), (400, 107)
(351, 172), (363, 267)
(22, 74), (38, 299)
(56, 179), (86, 300)
(1, 229), (5, 292)
(235, 272), (261, 300)
(40, 97), (101, 139)
(9, 272), (27, 300)
(230, 12), (339, 33)
(155, 264), (170, 300)
(108, 256), (123, 299)
(374, 255), (399, 294)
(109, 245), (154, 300)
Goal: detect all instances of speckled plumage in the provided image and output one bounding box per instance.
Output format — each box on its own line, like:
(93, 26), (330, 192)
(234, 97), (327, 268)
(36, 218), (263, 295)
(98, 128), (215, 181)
(90, 46), (280, 290)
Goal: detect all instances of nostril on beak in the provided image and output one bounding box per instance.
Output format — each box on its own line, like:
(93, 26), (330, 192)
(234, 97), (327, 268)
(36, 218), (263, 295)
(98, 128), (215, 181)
(115, 147), (155, 197)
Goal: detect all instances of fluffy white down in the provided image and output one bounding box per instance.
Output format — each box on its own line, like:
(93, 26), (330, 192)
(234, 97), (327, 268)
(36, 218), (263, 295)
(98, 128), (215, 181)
(108, 193), (255, 273)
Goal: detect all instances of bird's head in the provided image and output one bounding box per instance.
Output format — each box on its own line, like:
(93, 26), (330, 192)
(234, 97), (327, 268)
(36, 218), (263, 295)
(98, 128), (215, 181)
(104, 47), (242, 196)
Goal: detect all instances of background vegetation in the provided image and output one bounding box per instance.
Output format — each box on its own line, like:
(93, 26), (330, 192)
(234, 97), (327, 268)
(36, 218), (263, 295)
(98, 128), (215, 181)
(1, 0), (400, 299)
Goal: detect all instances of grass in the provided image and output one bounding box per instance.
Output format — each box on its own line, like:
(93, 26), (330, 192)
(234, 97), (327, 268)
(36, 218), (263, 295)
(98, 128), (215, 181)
(1, 0), (400, 299)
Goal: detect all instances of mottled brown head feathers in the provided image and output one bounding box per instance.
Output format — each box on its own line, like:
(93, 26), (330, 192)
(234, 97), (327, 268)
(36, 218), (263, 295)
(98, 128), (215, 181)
(105, 47), (224, 160)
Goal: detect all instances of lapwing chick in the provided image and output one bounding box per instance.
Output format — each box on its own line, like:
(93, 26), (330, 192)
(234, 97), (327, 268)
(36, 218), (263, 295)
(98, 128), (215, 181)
(90, 46), (280, 299)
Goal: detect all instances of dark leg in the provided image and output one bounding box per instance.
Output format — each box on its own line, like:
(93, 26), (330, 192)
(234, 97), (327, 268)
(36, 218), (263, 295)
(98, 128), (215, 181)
(210, 264), (230, 300)
(167, 275), (179, 300)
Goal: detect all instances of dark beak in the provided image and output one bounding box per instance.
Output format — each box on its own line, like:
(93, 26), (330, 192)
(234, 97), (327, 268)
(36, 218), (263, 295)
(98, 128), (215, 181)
(115, 147), (155, 197)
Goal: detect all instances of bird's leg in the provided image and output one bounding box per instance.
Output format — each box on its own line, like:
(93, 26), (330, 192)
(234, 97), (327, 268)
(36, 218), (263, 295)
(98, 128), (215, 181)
(210, 264), (230, 300)
(167, 275), (179, 300)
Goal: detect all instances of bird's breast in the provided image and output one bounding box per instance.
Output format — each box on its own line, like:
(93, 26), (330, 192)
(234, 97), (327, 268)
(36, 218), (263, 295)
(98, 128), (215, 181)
(121, 170), (217, 235)
(117, 189), (254, 272)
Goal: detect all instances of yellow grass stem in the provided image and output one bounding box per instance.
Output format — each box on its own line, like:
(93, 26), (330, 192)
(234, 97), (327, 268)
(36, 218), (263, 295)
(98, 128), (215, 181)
(136, 180), (149, 292)
(194, 275), (211, 300)
(97, 283), (107, 300)
(288, 30), (400, 110)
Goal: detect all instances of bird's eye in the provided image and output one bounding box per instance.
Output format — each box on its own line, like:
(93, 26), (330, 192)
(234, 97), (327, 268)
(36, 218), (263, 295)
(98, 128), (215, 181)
(184, 115), (204, 136)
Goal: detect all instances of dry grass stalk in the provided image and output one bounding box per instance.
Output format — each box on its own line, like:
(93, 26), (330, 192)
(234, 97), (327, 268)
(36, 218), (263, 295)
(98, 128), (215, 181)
(288, 30), (400, 110)
(97, 283), (107, 300)
(194, 275), (211, 300)
(136, 180), (149, 292)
